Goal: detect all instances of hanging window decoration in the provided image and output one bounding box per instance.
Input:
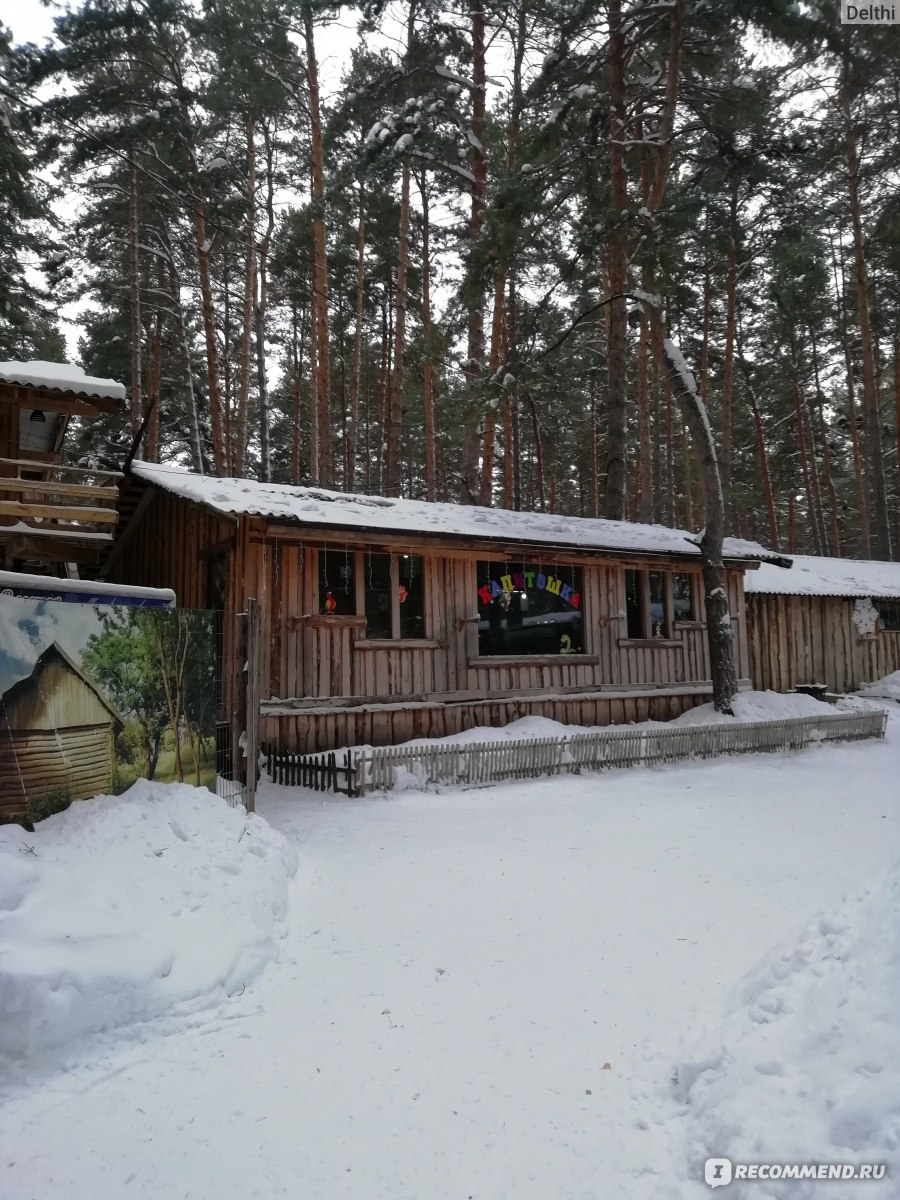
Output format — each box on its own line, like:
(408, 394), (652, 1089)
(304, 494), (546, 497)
(318, 547), (426, 639)
(476, 561), (583, 656)
(398, 553), (424, 639)
(318, 549), (355, 616)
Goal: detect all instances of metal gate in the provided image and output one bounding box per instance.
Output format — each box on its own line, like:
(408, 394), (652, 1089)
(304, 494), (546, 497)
(215, 597), (261, 812)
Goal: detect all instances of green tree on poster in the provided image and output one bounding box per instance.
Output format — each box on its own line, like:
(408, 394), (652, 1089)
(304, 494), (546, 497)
(82, 609), (216, 788)
(82, 610), (167, 781)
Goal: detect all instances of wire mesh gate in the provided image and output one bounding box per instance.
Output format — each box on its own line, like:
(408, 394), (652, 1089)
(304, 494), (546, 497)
(215, 598), (261, 811)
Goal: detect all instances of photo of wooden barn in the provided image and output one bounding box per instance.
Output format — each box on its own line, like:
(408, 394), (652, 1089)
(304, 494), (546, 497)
(0, 642), (123, 818)
(102, 461), (788, 755)
(746, 555), (900, 695)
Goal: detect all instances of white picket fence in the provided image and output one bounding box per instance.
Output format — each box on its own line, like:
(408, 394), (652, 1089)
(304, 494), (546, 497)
(352, 709), (887, 796)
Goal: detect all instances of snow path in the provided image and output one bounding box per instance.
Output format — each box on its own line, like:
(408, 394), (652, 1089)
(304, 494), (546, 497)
(2, 715), (898, 1199)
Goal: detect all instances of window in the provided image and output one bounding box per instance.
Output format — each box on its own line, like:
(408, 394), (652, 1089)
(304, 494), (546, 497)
(362, 552), (391, 637)
(625, 569), (644, 639)
(319, 549), (356, 617)
(477, 561), (583, 656)
(624, 569), (697, 639)
(673, 573), (695, 622)
(398, 554), (425, 639)
(648, 571), (668, 638)
(317, 548), (426, 640)
(877, 601), (900, 632)
(206, 554), (227, 713)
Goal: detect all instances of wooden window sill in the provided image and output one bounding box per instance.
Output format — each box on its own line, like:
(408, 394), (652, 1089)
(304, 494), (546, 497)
(673, 620), (704, 630)
(353, 638), (441, 649)
(618, 638), (684, 649)
(469, 654), (598, 667)
(294, 614), (367, 630)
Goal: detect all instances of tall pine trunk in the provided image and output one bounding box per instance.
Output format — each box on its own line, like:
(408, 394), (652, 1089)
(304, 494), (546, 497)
(127, 155), (142, 439)
(255, 122), (276, 483)
(653, 322), (737, 713)
(304, 5), (332, 488)
(721, 181), (739, 510)
(192, 198), (226, 475)
(841, 50), (891, 559)
(459, 2), (487, 503)
(419, 174), (437, 502)
(347, 179), (366, 492)
(385, 163), (410, 497)
(604, 0), (628, 520)
(831, 231), (870, 553)
(235, 113), (256, 479)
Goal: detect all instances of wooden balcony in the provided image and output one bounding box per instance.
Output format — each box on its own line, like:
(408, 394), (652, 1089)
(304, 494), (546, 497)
(0, 458), (123, 569)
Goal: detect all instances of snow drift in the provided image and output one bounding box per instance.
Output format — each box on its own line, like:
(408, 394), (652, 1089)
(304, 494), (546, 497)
(673, 860), (900, 1197)
(859, 670), (900, 704)
(0, 781), (297, 1061)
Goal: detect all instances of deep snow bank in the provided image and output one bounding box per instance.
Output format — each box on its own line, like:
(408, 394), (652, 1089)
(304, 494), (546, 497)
(344, 692), (835, 758)
(0, 780), (297, 1061)
(673, 861), (900, 1197)
(669, 688), (829, 725)
(859, 670), (900, 703)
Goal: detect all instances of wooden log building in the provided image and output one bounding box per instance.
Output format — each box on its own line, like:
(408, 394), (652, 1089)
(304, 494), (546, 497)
(102, 462), (788, 754)
(0, 360), (124, 574)
(0, 642), (124, 816)
(746, 554), (900, 694)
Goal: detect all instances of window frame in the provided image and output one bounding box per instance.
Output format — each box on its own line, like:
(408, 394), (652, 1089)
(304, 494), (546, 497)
(316, 548), (430, 643)
(876, 599), (900, 634)
(473, 559), (591, 661)
(620, 567), (700, 644)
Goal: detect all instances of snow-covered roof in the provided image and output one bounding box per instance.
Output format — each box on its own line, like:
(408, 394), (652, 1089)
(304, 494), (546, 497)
(745, 553), (900, 599)
(0, 360), (126, 402)
(130, 460), (784, 565)
(0, 570), (175, 604)
(0, 520), (112, 543)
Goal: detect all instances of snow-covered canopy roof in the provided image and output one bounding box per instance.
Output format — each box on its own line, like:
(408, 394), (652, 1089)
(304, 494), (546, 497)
(0, 570), (174, 604)
(130, 460), (785, 565)
(0, 360), (126, 402)
(745, 554), (900, 599)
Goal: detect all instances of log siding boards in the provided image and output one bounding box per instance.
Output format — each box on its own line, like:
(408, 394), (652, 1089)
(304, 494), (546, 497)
(0, 645), (121, 817)
(105, 479), (764, 755)
(747, 593), (900, 694)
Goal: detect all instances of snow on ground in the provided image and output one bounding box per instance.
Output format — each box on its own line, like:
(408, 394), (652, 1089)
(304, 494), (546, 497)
(668, 688), (828, 725)
(348, 690), (834, 758)
(859, 670), (900, 703)
(674, 859), (900, 1197)
(1, 707), (898, 1199)
(0, 780), (296, 1064)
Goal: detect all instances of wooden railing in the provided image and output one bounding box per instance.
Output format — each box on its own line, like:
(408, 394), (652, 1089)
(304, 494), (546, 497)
(0, 458), (121, 534)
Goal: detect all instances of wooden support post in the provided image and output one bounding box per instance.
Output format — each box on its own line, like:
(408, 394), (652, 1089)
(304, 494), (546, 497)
(244, 597), (261, 813)
(232, 609), (247, 797)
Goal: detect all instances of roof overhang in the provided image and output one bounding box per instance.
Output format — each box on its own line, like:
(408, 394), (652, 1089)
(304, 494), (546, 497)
(0, 380), (121, 417)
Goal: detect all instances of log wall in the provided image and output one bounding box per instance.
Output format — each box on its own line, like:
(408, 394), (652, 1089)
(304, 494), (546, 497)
(250, 533), (753, 752)
(0, 726), (114, 816)
(747, 593), (900, 694)
(106, 489), (758, 756)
